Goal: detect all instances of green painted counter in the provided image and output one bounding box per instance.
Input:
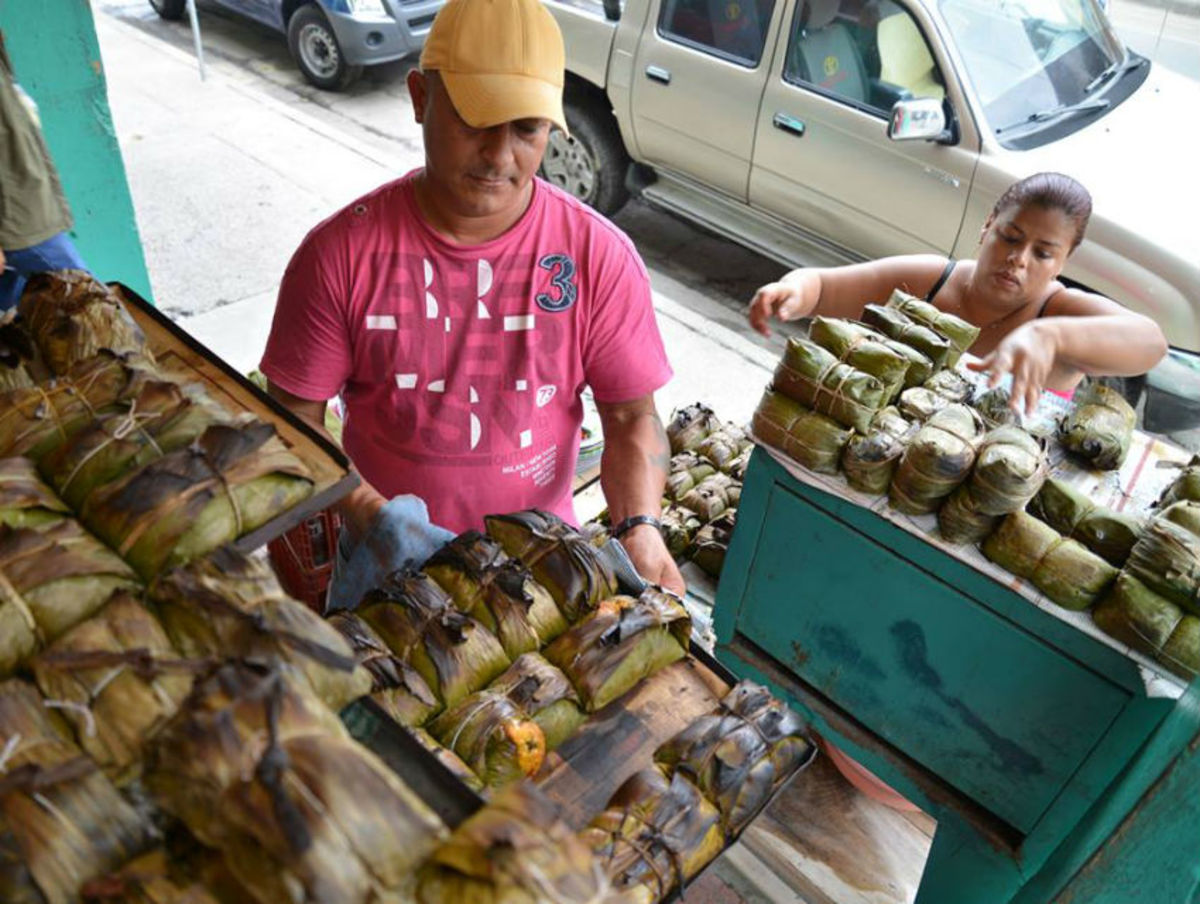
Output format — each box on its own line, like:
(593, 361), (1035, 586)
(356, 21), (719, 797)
(714, 447), (1200, 904)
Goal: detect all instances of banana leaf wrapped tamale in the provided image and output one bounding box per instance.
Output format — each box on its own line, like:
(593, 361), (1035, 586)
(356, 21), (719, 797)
(898, 386), (952, 422)
(886, 290), (980, 367)
(666, 452), (716, 501)
(417, 783), (631, 904)
(660, 504), (702, 558)
(691, 510), (737, 579)
(1093, 572), (1183, 654)
(152, 548), (371, 710)
(40, 379), (230, 511)
(890, 404), (984, 515)
(406, 726), (486, 793)
(667, 403), (720, 455)
(809, 316), (914, 402)
(696, 424), (751, 473)
(1029, 478), (1144, 566)
(655, 681), (811, 837)
(0, 351), (157, 461)
(862, 304), (953, 370)
(1158, 500), (1200, 538)
(937, 427), (1048, 544)
(679, 471), (740, 522)
(842, 407), (914, 495)
(1158, 455), (1200, 508)
(484, 509), (619, 623)
(772, 337), (890, 433)
(582, 765), (724, 901)
(982, 512), (1118, 610)
(1059, 383), (1136, 471)
(1160, 616), (1200, 679)
(487, 653), (585, 751)
(1125, 516), (1200, 614)
(0, 320), (40, 392)
(0, 520), (141, 676)
(751, 389), (851, 475)
(924, 368), (975, 403)
(0, 679), (155, 904)
(31, 592), (195, 782)
(359, 569), (511, 708)
(972, 387), (1021, 430)
(544, 588), (690, 712)
(82, 422), (314, 579)
(728, 446), (752, 481)
(329, 610), (442, 726)
(424, 531), (568, 658)
(427, 686), (546, 787)
(18, 271), (150, 376)
(0, 456), (71, 529)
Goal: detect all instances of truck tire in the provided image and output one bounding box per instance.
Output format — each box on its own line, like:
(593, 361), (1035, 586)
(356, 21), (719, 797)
(288, 4), (363, 92)
(149, 0), (187, 21)
(541, 96), (630, 217)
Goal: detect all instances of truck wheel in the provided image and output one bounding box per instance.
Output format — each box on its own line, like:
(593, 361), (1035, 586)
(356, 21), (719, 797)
(149, 0), (187, 20)
(288, 4), (363, 92)
(541, 96), (630, 216)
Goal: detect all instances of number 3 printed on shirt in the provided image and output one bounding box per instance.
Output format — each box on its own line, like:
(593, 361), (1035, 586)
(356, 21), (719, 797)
(536, 253), (578, 312)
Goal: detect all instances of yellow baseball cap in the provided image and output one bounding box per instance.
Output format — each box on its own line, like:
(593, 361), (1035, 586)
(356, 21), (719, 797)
(420, 0), (568, 134)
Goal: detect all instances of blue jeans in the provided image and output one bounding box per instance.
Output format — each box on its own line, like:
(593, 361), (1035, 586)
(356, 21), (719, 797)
(0, 232), (89, 311)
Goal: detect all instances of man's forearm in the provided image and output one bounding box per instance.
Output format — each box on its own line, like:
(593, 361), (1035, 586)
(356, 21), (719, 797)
(597, 403), (671, 525)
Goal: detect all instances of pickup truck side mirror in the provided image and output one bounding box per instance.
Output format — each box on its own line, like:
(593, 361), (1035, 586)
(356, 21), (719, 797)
(888, 98), (956, 144)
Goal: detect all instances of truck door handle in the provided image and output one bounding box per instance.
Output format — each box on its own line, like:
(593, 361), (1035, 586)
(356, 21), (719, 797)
(645, 65), (671, 85)
(772, 113), (806, 137)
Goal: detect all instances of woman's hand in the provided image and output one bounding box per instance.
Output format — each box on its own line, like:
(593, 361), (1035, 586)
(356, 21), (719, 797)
(747, 270), (818, 336)
(967, 320), (1058, 416)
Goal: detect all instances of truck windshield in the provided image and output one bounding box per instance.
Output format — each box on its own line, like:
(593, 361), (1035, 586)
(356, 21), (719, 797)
(939, 0), (1124, 136)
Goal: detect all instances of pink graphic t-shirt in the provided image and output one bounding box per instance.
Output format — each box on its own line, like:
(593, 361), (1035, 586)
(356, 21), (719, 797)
(260, 172), (672, 534)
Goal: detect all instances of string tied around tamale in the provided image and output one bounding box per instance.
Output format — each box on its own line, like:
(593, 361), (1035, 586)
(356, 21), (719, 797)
(256, 674), (312, 854)
(604, 809), (678, 899)
(59, 396), (167, 495)
(42, 698), (98, 739)
(0, 566), (43, 645)
(805, 354), (873, 427)
(0, 733), (22, 773)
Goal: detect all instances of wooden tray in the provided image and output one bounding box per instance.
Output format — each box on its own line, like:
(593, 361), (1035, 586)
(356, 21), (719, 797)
(114, 284), (359, 551)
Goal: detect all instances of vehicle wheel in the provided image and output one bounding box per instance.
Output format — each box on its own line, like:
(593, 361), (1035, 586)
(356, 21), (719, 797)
(540, 95), (630, 217)
(287, 4), (363, 92)
(149, 0), (187, 21)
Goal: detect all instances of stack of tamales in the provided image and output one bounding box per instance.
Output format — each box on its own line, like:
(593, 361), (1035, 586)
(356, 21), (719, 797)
(939, 426), (1049, 544)
(146, 663), (445, 904)
(862, 304), (952, 370)
(809, 316), (927, 400)
(982, 511), (1118, 610)
(80, 421), (314, 580)
(1093, 571), (1200, 680)
(0, 456), (71, 529)
(665, 451), (716, 501)
(424, 531), (568, 659)
(417, 783), (633, 904)
(889, 404), (984, 515)
(695, 423), (751, 474)
(772, 336), (890, 433)
(752, 389), (851, 475)
(1029, 478), (1144, 566)
(667, 403), (721, 455)
(485, 509), (618, 622)
(358, 568), (511, 708)
(885, 290), (980, 367)
(842, 406), (915, 495)
(0, 678), (155, 904)
(1059, 383), (1136, 471)
(1123, 510), (1200, 619)
(18, 271), (150, 376)
(678, 472), (740, 523)
(544, 588), (690, 712)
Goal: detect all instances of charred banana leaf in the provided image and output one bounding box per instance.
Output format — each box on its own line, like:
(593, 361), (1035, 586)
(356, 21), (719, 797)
(667, 403), (721, 455)
(691, 510), (737, 579)
(1125, 516), (1200, 614)
(660, 504), (702, 559)
(982, 512), (1117, 610)
(772, 337), (890, 433)
(486, 652), (585, 751)
(328, 610), (442, 726)
(0, 320), (40, 392)
(1028, 478), (1144, 566)
(31, 591), (195, 783)
(484, 509), (619, 623)
(544, 588), (690, 712)
(80, 849), (224, 904)
(0, 456), (70, 529)
(679, 472), (740, 523)
(424, 531), (568, 658)
(887, 290), (980, 366)
(0, 520), (141, 676)
(582, 765), (724, 902)
(427, 685), (546, 788)
(18, 271), (151, 376)
(1059, 383), (1135, 471)
(666, 452), (717, 502)
(416, 783), (630, 904)
(862, 304), (952, 370)
(656, 681), (811, 837)
(359, 569), (511, 708)
(751, 389), (852, 475)
(82, 422), (314, 579)
(406, 726), (486, 793)
(889, 404), (983, 515)
(152, 548), (370, 710)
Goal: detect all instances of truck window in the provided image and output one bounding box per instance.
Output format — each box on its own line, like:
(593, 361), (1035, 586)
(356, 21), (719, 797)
(658, 0), (777, 66)
(783, 0), (944, 115)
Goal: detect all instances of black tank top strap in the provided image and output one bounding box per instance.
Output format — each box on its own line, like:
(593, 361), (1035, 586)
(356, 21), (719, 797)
(1036, 289), (1062, 318)
(925, 259), (956, 302)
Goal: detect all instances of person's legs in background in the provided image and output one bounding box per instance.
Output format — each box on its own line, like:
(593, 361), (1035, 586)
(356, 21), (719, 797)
(0, 231), (89, 310)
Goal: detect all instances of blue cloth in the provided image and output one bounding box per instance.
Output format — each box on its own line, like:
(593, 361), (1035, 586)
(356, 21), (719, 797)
(0, 232), (89, 310)
(325, 495), (455, 613)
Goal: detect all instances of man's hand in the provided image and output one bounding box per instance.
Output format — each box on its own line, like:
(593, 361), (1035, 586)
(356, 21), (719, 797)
(967, 320), (1058, 416)
(339, 484), (388, 543)
(619, 523), (686, 597)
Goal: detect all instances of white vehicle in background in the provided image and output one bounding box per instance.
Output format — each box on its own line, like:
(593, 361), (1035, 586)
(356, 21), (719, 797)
(540, 0), (1200, 433)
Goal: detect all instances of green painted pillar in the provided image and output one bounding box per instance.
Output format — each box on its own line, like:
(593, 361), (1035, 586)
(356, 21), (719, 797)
(0, 0), (151, 301)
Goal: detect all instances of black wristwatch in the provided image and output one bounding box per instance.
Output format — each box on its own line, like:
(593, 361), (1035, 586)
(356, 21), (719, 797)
(612, 514), (661, 539)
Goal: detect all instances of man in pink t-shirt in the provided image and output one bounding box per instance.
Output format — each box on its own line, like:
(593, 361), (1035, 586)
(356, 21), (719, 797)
(260, 0), (683, 594)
